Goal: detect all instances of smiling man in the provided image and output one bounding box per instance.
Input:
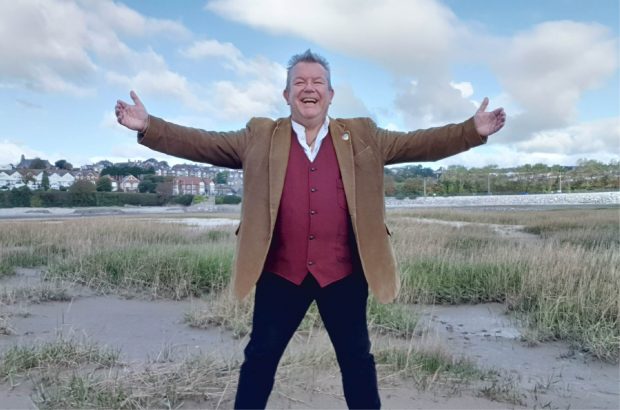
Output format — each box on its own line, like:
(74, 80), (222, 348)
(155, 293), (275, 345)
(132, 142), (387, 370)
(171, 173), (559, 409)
(115, 49), (506, 409)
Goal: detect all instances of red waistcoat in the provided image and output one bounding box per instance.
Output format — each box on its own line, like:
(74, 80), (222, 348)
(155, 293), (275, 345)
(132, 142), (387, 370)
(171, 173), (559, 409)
(263, 131), (356, 287)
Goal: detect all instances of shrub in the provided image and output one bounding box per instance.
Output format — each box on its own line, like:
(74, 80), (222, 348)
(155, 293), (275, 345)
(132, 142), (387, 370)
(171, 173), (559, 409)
(215, 195), (241, 205)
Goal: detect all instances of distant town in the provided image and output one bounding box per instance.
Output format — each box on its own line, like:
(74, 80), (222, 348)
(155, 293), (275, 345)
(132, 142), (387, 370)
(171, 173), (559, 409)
(0, 155), (243, 197)
(0, 155), (618, 201)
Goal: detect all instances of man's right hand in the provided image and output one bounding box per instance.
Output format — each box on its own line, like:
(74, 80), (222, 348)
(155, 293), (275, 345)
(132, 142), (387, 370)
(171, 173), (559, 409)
(115, 90), (149, 132)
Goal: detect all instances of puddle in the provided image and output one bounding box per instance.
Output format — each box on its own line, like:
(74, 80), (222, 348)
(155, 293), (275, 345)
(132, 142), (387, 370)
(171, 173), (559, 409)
(416, 303), (619, 409)
(0, 296), (240, 364)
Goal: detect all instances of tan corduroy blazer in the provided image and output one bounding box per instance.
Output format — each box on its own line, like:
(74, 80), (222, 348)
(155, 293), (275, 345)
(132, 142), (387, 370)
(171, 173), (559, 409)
(139, 115), (486, 303)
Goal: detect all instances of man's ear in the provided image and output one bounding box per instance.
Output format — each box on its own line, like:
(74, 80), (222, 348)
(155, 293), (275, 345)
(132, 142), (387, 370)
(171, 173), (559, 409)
(283, 89), (290, 105)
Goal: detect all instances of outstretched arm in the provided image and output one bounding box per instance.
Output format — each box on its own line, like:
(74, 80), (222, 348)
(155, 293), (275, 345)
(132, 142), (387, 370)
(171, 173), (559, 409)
(115, 90), (149, 132)
(473, 97), (506, 137)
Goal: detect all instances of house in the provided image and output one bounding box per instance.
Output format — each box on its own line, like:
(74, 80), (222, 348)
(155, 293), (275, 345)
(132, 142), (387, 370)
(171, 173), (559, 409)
(120, 175), (140, 192)
(74, 170), (98, 183)
(0, 170), (24, 190)
(173, 176), (205, 196)
(15, 155), (52, 169)
(49, 171), (75, 190)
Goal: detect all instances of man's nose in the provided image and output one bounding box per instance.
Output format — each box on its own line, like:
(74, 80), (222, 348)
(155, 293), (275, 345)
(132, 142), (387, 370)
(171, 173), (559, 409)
(302, 82), (316, 92)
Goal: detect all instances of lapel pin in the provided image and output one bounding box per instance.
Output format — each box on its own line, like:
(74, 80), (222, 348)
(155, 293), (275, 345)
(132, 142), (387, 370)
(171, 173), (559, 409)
(342, 132), (350, 141)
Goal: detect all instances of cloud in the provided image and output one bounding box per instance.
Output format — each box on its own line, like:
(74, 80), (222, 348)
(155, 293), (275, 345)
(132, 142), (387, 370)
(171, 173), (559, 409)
(330, 83), (372, 119)
(492, 21), (619, 138)
(0, 140), (48, 167)
(106, 69), (207, 111)
(0, 0), (190, 95)
(181, 39), (288, 119)
(395, 78), (477, 128)
(205, 0), (478, 126)
(206, 0), (468, 75)
(515, 118), (620, 157)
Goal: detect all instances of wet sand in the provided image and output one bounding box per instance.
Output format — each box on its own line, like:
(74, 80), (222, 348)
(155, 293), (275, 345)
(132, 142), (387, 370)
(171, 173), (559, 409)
(1, 269), (617, 409)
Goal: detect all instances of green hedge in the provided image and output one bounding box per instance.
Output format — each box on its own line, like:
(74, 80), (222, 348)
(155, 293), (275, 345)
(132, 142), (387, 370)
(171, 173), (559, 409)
(0, 191), (167, 208)
(215, 195), (242, 205)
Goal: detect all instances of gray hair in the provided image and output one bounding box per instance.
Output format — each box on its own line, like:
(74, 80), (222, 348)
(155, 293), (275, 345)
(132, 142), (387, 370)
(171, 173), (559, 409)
(285, 49), (332, 91)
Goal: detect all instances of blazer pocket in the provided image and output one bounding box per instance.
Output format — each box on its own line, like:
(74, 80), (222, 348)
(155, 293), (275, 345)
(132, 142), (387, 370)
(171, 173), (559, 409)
(235, 222), (241, 236)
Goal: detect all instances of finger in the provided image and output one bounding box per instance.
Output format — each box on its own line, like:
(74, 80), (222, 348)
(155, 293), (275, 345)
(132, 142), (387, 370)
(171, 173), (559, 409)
(477, 97), (489, 113)
(129, 90), (143, 108)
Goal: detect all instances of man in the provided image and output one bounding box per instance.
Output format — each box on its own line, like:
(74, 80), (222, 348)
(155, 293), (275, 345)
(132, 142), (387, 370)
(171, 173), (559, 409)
(115, 49), (505, 409)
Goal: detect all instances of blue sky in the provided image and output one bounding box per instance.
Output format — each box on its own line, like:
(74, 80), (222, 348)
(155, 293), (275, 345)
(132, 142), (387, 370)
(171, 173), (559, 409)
(0, 0), (618, 169)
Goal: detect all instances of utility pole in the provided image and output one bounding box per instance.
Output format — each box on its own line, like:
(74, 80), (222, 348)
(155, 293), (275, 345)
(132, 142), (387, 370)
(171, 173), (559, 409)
(559, 173), (562, 193)
(423, 178), (427, 197)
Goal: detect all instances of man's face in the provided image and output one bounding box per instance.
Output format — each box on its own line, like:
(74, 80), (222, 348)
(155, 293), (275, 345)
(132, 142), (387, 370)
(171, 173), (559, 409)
(283, 62), (334, 128)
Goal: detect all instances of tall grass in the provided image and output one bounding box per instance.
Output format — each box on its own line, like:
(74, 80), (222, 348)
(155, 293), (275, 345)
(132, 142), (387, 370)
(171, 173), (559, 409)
(0, 219), (235, 298)
(1, 208), (617, 360)
(390, 208), (619, 361)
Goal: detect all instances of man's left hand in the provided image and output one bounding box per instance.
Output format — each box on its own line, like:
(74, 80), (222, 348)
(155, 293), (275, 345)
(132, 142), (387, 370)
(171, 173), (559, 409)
(474, 97), (506, 137)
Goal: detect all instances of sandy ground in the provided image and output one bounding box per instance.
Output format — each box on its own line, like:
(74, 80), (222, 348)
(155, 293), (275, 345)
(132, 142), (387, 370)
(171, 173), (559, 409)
(0, 208), (619, 409)
(1, 274), (618, 409)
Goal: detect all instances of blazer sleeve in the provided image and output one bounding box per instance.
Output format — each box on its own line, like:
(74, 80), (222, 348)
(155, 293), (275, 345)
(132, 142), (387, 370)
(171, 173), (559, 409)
(137, 115), (250, 169)
(368, 117), (488, 165)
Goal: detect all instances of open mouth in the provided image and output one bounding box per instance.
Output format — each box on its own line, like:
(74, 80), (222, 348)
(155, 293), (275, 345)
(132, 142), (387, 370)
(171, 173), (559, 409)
(301, 98), (318, 105)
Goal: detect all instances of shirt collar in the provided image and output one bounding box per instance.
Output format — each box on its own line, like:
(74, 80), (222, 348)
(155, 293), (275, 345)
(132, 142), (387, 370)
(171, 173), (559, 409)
(291, 117), (330, 162)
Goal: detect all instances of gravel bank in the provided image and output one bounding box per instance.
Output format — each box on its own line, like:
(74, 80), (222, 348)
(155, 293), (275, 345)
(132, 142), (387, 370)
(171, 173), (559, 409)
(386, 191), (619, 208)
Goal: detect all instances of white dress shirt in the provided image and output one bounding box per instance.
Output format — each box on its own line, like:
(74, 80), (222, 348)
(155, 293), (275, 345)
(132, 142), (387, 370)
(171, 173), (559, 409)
(291, 117), (330, 162)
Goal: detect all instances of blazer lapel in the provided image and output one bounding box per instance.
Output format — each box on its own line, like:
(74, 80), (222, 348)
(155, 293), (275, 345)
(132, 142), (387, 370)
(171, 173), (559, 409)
(268, 117), (292, 230)
(330, 119), (356, 218)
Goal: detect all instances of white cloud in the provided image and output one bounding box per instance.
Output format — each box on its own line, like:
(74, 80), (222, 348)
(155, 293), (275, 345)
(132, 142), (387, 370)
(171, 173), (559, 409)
(0, 140), (48, 167)
(206, 0), (467, 75)
(205, 0), (477, 126)
(181, 39), (288, 120)
(181, 39), (242, 62)
(106, 69), (207, 111)
(330, 83), (372, 119)
(395, 78), (478, 128)
(0, 0), (190, 95)
(515, 118), (620, 157)
(492, 21), (619, 137)
(450, 81), (474, 99)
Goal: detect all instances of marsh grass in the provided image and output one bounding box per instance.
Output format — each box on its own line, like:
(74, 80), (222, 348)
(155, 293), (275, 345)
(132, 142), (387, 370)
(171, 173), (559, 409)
(1, 208), (617, 360)
(0, 338), (120, 382)
(186, 291), (418, 340)
(0, 310), (12, 335)
(31, 354), (237, 409)
(390, 208), (619, 361)
(0, 280), (74, 305)
(375, 342), (484, 390)
(0, 219), (235, 299)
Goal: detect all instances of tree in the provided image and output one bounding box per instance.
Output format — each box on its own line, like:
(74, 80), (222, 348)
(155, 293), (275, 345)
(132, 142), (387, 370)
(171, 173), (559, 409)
(138, 180), (157, 193)
(10, 186), (32, 207)
(54, 159), (73, 170)
(69, 180), (96, 206)
(41, 171), (50, 191)
(96, 176), (113, 192)
(30, 158), (48, 169)
(215, 171), (229, 184)
(69, 180), (96, 193)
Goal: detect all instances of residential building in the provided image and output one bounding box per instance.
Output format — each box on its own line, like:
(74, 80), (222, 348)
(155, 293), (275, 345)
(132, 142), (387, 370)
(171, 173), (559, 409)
(120, 175), (140, 192)
(173, 176), (205, 196)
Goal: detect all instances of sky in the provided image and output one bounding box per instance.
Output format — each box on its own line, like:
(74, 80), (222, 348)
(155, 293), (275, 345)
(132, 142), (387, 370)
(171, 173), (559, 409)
(0, 0), (618, 169)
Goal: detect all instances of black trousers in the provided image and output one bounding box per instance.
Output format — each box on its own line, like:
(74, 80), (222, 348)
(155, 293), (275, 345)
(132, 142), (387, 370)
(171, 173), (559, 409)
(234, 271), (381, 409)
